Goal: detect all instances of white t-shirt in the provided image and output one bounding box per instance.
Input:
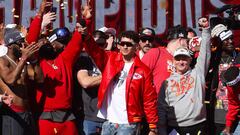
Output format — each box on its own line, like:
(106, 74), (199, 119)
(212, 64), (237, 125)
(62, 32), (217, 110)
(97, 62), (133, 124)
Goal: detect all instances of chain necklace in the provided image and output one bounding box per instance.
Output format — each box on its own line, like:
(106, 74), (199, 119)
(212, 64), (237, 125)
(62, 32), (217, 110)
(5, 55), (17, 66)
(46, 60), (58, 70)
(5, 55), (25, 73)
(220, 56), (233, 68)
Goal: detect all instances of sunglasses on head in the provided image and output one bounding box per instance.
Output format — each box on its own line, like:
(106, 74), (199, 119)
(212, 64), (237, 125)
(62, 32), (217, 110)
(119, 41), (134, 47)
(140, 36), (154, 42)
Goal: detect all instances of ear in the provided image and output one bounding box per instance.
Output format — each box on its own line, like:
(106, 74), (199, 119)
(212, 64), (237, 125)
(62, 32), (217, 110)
(7, 45), (13, 49)
(117, 44), (121, 49)
(135, 44), (139, 49)
(188, 57), (192, 64)
(173, 59), (177, 65)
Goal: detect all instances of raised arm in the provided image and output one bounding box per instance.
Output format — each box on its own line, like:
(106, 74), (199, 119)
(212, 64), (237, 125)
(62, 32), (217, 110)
(195, 17), (211, 77)
(83, 36), (109, 72)
(26, 0), (52, 44)
(81, 4), (109, 71)
(0, 43), (40, 84)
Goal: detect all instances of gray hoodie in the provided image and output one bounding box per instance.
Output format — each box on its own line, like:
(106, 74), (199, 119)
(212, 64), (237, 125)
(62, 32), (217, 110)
(158, 28), (211, 128)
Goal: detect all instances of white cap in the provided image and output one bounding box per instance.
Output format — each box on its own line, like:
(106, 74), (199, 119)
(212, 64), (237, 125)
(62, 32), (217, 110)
(211, 24), (227, 37)
(173, 47), (191, 58)
(98, 27), (116, 36)
(219, 30), (233, 41)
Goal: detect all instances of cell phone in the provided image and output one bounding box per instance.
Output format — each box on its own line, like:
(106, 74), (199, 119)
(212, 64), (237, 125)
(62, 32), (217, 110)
(50, 7), (57, 22)
(51, 7), (57, 14)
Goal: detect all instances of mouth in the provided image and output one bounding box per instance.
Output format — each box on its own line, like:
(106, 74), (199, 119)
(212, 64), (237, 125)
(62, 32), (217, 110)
(143, 44), (152, 48)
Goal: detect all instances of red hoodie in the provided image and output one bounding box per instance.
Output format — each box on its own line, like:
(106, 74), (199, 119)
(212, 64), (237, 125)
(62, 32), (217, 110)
(36, 31), (83, 111)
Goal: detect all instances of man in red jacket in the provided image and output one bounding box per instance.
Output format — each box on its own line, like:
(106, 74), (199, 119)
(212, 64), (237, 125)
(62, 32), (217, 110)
(84, 30), (158, 135)
(221, 65), (240, 135)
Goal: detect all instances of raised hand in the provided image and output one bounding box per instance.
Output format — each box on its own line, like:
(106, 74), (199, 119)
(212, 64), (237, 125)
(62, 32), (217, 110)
(38, 0), (53, 15)
(20, 42), (40, 60)
(198, 17), (209, 29)
(81, 0), (92, 19)
(76, 23), (87, 35)
(41, 12), (57, 28)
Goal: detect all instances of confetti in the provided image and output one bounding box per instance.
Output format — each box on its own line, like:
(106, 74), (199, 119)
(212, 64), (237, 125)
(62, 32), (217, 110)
(14, 15), (19, 18)
(160, 0), (167, 9)
(12, 8), (15, 13)
(63, 2), (68, 5)
(204, 101), (210, 104)
(61, 7), (65, 10)
(60, 3), (64, 7)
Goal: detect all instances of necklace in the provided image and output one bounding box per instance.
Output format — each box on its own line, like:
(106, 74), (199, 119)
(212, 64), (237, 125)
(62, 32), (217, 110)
(5, 55), (25, 73)
(220, 57), (233, 68)
(46, 60), (58, 70)
(5, 55), (17, 66)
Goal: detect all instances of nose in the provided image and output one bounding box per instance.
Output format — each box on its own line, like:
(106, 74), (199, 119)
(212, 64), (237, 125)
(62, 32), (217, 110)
(145, 40), (149, 44)
(228, 38), (233, 43)
(123, 44), (128, 48)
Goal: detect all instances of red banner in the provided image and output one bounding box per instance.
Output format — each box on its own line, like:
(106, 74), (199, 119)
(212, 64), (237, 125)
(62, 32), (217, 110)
(0, 0), (239, 45)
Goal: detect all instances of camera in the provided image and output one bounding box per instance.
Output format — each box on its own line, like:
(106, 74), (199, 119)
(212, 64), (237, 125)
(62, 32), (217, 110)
(210, 5), (240, 30)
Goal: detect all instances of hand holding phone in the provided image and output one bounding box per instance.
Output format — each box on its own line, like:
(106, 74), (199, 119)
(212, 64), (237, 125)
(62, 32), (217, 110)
(51, 7), (57, 14)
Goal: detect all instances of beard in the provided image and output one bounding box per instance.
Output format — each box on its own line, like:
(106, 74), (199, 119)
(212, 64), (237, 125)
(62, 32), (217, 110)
(39, 43), (57, 60)
(13, 47), (22, 58)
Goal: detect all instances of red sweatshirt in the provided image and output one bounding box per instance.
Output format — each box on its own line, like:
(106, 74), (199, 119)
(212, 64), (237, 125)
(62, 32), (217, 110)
(226, 84), (240, 127)
(142, 47), (174, 93)
(26, 15), (42, 44)
(36, 31), (83, 111)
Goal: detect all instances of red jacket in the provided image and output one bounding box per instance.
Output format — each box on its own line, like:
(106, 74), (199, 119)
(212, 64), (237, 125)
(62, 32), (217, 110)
(36, 31), (83, 111)
(226, 82), (240, 127)
(26, 15), (42, 44)
(84, 37), (158, 128)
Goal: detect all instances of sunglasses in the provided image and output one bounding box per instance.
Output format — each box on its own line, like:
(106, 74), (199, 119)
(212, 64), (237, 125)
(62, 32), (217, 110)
(174, 55), (191, 61)
(140, 36), (154, 42)
(119, 41), (134, 47)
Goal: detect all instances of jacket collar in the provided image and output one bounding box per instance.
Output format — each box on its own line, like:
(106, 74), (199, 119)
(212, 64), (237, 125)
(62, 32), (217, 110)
(115, 53), (142, 67)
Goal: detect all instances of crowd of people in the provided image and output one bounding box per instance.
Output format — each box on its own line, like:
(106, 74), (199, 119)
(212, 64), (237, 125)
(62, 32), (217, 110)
(0, 0), (239, 135)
